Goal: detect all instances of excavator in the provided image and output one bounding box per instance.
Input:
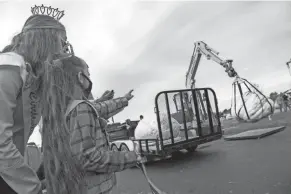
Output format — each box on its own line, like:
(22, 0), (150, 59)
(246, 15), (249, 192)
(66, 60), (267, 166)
(172, 41), (273, 124)
(105, 41), (278, 166)
(171, 41), (237, 134)
(108, 41), (274, 159)
(108, 41), (236, 157)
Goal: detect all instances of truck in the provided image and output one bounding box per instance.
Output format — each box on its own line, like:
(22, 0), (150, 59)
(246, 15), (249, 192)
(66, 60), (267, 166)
(108, 41), (240, 161)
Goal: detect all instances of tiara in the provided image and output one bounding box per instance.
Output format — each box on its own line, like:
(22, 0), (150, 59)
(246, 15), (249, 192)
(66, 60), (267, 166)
(31, 4), (65, 21)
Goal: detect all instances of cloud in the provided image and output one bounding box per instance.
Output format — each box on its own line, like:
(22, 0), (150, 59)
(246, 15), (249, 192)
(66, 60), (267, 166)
(1, 1), (291, 144)
(107, 1), (291, 121)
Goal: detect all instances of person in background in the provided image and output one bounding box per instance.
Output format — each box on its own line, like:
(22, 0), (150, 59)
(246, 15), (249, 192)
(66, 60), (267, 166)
(282, 93), (290, 112)
(40, 55), (143, 194)
(276, 93), (283, 112)
(125, 119), (136, 139)
(0, 5), (69, 194)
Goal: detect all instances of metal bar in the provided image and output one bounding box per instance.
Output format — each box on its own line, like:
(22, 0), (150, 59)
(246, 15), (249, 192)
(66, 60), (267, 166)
(209, 88), (222, 133)
(192, 90), (202, 136)
(243, 82), (252, 92)
(154, 94), (164, 148)
(146, 140), (149, 152)
(165, 93), (174, 144)
(139, 140), (143, 154)
(173, 94), (179, 111)
(204, 89), (214, 133)
(179, 92), (188, 140)
(198, 91), (207, 120)
(237, 82), (250, 120)
(156, 139), (160, 153)
(243, 78), (274, 113)
(184, 93), (192, 119)
(233, 82), (239, 118)
(162, 133), (222, 149)
(156, 87), (220, 95)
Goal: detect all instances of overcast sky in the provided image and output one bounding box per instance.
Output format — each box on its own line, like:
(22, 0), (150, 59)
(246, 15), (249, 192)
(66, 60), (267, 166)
(1, 1), (291, 145)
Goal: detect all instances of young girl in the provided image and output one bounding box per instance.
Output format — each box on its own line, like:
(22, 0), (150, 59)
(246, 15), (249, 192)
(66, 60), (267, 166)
(41, 55), (142, 194)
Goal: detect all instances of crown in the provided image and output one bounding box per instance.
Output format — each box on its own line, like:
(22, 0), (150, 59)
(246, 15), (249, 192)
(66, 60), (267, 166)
(31, 4), (65, 21)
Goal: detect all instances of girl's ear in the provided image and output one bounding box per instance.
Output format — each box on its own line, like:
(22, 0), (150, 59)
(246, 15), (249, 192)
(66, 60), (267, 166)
(77, 72), (84, 84)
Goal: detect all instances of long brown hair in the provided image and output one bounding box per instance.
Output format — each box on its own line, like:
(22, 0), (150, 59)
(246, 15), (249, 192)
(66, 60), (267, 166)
(41, 55), (88, 194)
(11, 15), (66, 94)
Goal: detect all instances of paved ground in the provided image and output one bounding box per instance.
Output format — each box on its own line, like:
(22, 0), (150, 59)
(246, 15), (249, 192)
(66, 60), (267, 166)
(115, 112), (291, 194)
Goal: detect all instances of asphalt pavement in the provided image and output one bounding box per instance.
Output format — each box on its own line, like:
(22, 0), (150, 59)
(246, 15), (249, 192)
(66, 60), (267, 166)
(115, 112), (291, 194)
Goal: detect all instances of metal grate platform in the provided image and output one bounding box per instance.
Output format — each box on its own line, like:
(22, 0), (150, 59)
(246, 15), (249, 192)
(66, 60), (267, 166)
(224, 126), (285, 141)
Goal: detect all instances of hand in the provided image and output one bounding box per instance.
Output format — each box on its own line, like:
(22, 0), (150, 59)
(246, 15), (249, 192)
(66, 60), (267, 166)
(133, 142), (147, 164)
(124, 89), (134, 101)
(137, 155), (147, 164)
(100, 90), (114, 101)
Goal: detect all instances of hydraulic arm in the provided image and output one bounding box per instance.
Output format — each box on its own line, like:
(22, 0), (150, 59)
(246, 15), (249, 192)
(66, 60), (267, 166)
(185, 41), (238, 89)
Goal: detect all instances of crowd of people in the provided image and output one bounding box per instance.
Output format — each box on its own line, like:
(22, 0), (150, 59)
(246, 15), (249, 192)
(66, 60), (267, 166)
(276, 92), (291, 112)
(0, 5), (145, 194)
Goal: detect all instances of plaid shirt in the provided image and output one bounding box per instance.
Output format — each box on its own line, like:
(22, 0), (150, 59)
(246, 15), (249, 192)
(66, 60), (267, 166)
(67, 97), (138, 194)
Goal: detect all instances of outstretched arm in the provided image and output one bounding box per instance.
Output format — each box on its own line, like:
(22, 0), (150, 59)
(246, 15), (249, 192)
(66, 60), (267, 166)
(90, 97), (128, 120)
(69, 103), (138, 173)
(89, 89), (134, 120)
(94, 90), (115, 103)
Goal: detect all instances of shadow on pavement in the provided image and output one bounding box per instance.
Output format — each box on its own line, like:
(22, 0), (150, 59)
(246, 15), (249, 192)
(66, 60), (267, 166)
(144, 148), (221, 169)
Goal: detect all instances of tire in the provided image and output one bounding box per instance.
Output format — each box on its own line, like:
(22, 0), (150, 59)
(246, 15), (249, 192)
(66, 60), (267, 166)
(111, 144), (119, 152)
(186, 145), (198, 153)
(120, 143), (130, 152)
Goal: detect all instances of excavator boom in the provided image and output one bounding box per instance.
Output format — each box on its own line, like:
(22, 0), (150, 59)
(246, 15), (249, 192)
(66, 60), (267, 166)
(185, 41), (237, 89)
(175, 41), (239, 124)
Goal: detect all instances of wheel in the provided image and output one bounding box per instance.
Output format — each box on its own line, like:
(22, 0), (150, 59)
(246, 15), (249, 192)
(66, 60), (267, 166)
(111, 144), (119, 152)
(120, 143), (129, 152)
(186, 145), (198, 153)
